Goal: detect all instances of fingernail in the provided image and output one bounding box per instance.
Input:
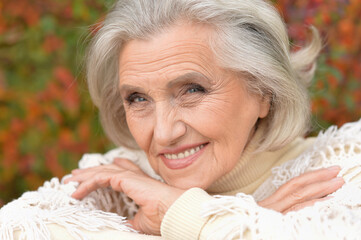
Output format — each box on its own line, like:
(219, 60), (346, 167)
(331, 177), (344, 183)
(327, 166), (341, 171)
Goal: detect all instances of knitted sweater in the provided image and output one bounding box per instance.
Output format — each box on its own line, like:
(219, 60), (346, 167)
(1, 120), (361, 240)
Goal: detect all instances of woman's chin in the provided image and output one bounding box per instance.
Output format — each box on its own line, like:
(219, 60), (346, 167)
(162, 174), (213, 190)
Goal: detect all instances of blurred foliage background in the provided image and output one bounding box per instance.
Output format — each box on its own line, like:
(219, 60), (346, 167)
(0, 0), (360, 206)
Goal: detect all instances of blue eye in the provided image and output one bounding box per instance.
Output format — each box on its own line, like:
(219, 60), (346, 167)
(126, 93), (147, 104)
(186, 84), (206, 94)
(187, 88), (199, 93)
(134, 97), (146, 102)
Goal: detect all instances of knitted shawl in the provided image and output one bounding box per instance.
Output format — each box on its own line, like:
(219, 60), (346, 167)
(1, 119), (361, 240)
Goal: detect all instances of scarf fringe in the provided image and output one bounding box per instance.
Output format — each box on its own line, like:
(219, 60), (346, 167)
(0, 178), (135, 240)
(253, 119), (361, 201)
(0, 145), (157, 240)
(202, 191), (361, 239)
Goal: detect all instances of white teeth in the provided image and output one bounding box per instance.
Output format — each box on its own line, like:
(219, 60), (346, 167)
(164, 144), (205, 160)
(184, 150), (190, 157)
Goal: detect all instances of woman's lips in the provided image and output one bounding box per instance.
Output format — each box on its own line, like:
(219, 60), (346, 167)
(160, 143), (207, 169)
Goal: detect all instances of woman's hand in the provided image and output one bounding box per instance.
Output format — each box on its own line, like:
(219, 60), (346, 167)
(64, 158), (185, 235)
(258, 166), (344, 213)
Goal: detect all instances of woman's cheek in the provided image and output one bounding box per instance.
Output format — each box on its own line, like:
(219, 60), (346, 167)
(182, 100), (230, 135)
(126, 111), (153, 150)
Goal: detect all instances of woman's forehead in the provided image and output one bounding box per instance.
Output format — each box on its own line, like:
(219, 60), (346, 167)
(118, 22), (219, 85)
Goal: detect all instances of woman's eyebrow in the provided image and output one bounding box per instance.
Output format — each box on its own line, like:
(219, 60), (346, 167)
(166, 72), (212, 88)
(119, 84), (144, 95)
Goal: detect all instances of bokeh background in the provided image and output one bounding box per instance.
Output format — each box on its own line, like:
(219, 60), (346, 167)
(0, 0), (360, 206)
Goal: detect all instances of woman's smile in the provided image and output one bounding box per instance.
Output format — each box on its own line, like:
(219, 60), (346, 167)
(160, 143), (208, 169)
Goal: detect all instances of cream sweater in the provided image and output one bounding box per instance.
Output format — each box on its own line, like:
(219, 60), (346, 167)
(2, 120), (361, 239)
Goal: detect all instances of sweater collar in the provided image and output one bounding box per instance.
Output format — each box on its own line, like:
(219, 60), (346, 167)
(206, 124), (281, 195)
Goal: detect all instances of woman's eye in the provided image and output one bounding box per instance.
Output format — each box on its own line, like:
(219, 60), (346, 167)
(187, 88), (199, 93)
(185, 84), (206, 94)
(134, 97), (146, 102)
(125, 93), (147, 105)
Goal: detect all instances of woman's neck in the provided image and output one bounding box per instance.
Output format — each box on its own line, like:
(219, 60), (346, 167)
(206, 126), (303, 196)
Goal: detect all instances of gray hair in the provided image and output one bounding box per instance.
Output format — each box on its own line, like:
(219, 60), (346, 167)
(86, 0), (321, 151)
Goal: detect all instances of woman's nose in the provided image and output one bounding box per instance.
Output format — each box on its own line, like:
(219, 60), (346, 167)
(153, 103), (186, 146)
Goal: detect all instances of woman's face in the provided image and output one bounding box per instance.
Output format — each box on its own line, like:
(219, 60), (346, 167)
(118, 22), (269, 190)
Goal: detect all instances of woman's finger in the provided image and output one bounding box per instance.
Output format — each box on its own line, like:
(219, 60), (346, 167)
(65, 162), (145, 199)
(64, 164), (123, 184)
(113, 158), (145, 175)
(70, 167), (126, 199)
(64, 169), (94, 184)
(274, 166), (341, 199)
(71, 171), (116, 199)
(271, 176), (344, 212)
(259, 166), (341, 206)
(283, 196), (332, 214)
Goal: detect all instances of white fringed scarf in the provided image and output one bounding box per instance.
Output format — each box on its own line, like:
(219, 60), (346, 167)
(0, 148), (160, 240)
(1, 120), (361, 240)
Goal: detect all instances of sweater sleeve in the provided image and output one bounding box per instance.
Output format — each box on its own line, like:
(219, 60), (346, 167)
(161, 188), (214, 239)
(161, 178), (361, 240)
(160, 188), (260, 239)
(160, 120), (361, 239)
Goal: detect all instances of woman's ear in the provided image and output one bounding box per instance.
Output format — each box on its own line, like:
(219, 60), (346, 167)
(258, 95), (271, 119)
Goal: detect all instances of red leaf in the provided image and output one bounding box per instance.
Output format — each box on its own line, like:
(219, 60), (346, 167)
(43, 35), (64, 54)
(54, 67), (75, 87)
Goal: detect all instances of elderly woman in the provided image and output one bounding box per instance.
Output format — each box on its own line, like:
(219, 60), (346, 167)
(2, 0), (361, 239)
